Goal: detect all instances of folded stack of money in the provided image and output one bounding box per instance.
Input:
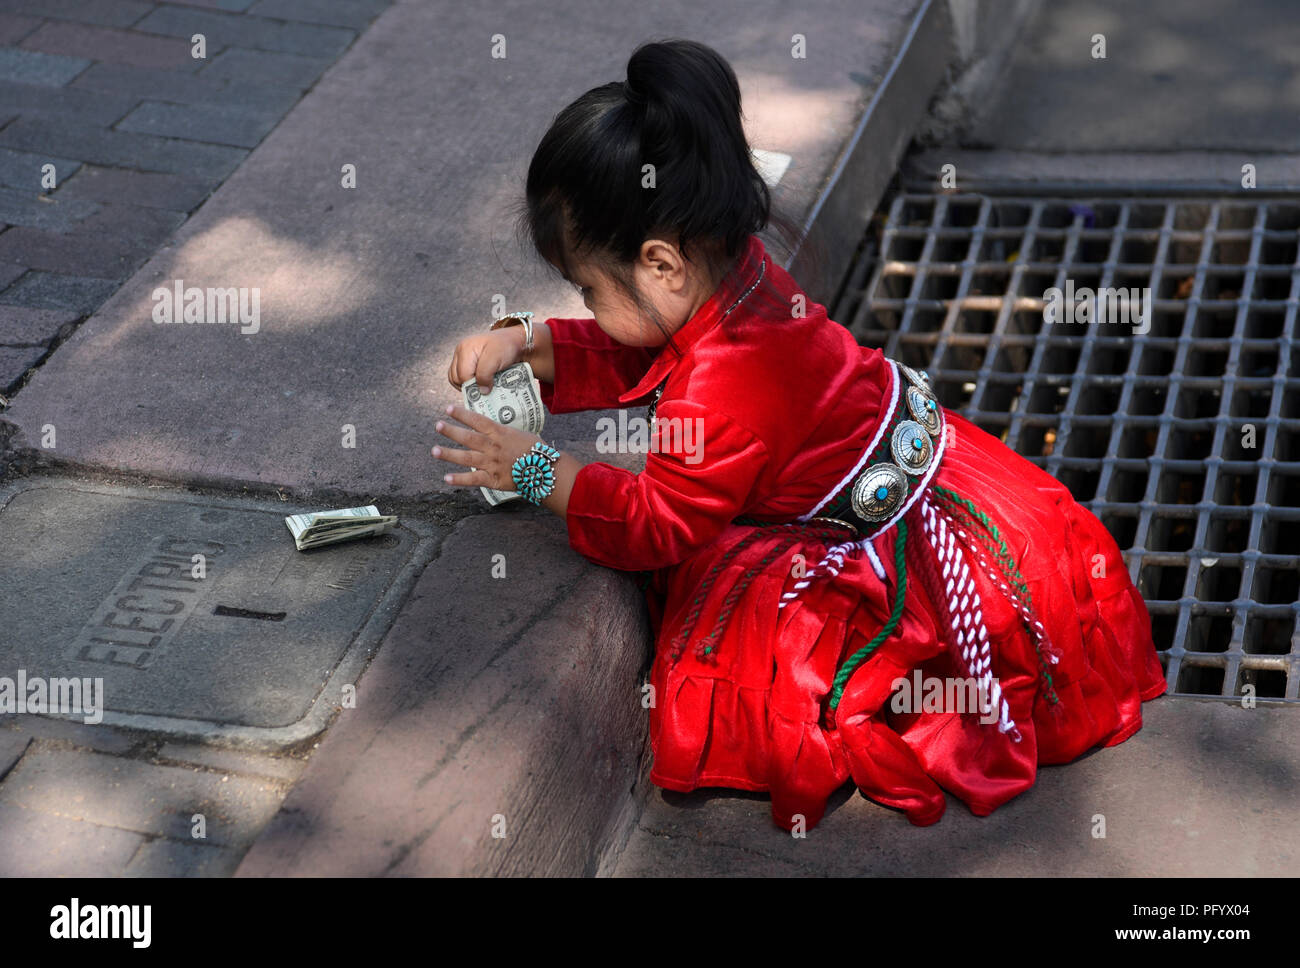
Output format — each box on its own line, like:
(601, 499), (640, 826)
(284, 505), (397, 551)
(460, 361), (546, 506)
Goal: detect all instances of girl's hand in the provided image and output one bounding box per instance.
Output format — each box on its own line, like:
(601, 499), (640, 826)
(446, 328), (528, 393)
(432, 403), (539, 492)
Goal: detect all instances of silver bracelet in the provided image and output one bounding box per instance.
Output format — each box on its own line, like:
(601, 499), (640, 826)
(490, 311), (534, 354)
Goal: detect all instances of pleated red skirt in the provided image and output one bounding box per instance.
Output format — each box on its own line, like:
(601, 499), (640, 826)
(643, 411), (1167, 829)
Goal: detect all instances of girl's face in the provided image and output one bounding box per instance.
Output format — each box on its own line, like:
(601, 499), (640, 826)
(559, 239), (724, 348)
(563, 259), (666, 347)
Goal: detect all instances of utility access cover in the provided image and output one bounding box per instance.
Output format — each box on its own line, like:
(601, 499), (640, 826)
(0, 481), (429, 746)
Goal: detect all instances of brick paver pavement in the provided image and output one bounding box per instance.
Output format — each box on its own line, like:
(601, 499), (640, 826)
(0, 0), (391, 397)
(0, 0), (391, 873)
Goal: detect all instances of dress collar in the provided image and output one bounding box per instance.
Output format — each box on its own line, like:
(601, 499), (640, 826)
(616, 234), (768, 405)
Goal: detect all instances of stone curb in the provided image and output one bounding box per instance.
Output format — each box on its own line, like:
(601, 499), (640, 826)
(236, 512), (652, 877)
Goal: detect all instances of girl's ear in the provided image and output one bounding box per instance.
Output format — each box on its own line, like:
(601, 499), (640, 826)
(639, 238), (689, 291)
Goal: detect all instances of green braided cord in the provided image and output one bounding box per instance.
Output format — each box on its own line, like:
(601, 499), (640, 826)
(937, 494), (1033, 604)
(931, 486), (1060, 705)
(827, 521), (909, 712)
(936, 492), (1027, 600)
(939, 496), (1059, 702)
(932, 490), (1057, 696)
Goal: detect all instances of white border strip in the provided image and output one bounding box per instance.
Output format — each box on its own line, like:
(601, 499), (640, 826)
(800, 359), (901, 521)
(871, 402), (949, 536)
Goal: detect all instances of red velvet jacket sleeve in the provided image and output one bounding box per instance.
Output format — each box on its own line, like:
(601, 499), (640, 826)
(537, 317), (656, 414)
(564, 398), (770, 571)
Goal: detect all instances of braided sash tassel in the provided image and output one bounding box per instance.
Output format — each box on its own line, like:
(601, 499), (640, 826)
(778, 534), (861, 610)
(931, 486), (1062, 707)
(942, 505), (1062, 705)
(907, 511), (962, 674)
(921, 495), (1021, 741)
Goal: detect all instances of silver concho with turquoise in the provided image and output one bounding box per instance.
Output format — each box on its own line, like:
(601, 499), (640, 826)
(850, 462), (909, 522)
(891, 419), (934, 475)
(899, 363), (931, 389)
(906, 384), (942, 436)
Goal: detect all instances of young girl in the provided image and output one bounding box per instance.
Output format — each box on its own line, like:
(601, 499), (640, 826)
(433, 39), (1166, 830)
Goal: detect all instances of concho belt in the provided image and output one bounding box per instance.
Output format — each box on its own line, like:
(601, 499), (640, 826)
(798, 359), (947, 540)
(675, 357), (1060, 743)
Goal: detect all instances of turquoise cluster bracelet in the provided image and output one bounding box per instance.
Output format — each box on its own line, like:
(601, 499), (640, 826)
(511, 441), (561, 504)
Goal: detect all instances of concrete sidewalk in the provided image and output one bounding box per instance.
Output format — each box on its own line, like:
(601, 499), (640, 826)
(905, 0), (1300, 192)
(1, 0), (932, 498)
(613, 699), (1299, 877)
(0, 0), (956, 876)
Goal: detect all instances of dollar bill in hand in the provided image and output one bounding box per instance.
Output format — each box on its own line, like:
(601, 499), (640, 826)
(460, 361), (546, 506)
(285, 504), (398, 551)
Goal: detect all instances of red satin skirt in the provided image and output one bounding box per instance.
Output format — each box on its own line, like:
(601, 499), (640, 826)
(643, 411), (1167, 829)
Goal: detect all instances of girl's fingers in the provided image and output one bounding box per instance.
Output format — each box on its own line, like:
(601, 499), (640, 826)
(474, 355), (503, 392)
(442, 467), (509, 490)
(446, 347), (464, 388)
(442, 402), (497, 434)
(430, 443), (477, 468)
(434, 416), (484, 448)
(440, 468), (481, 487)
(448, 345), (481, 390)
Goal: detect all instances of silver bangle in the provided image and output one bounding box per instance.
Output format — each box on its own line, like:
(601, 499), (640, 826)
(491, 311), (534, 354)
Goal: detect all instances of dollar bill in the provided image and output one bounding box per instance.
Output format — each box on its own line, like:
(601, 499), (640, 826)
(285, 504), (398, 550)
(460, 361), (545, 506)
(296, 521), (396, 550)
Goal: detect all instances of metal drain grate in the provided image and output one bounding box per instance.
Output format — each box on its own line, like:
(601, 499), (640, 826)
(831, 192), (1300, 702)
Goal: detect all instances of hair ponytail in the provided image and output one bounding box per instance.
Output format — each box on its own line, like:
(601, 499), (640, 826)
(526, 42), (806, 271)
(622, 40), (768, 264)
(515, 38), (819, 344)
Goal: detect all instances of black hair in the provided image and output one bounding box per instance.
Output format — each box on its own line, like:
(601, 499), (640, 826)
(512, 38), (818, 354)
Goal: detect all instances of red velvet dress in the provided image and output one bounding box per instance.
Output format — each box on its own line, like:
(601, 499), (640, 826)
(537, 234), (1166, 830)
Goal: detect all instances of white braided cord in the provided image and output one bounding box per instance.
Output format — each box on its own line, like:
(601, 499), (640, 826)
(937, 504), (1062, 707)
(778, 537), (858, 610)
(922, 494), (1022, 742)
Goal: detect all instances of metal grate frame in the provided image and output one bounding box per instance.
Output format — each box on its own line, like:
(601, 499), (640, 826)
(832, 192), (1300, 702)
